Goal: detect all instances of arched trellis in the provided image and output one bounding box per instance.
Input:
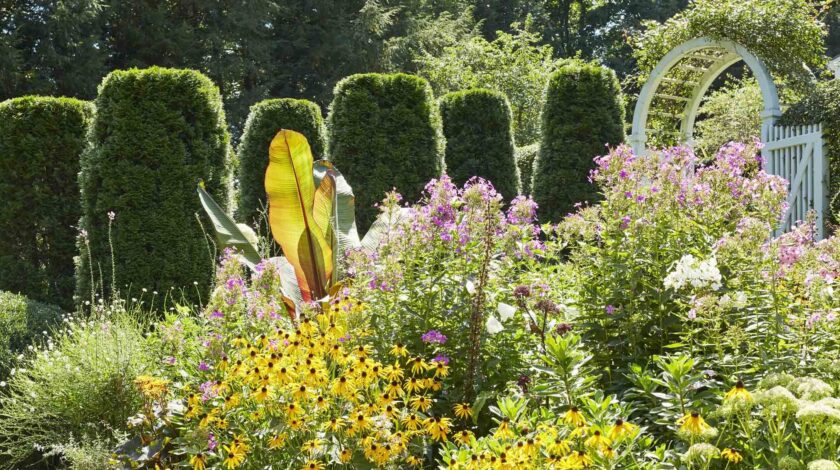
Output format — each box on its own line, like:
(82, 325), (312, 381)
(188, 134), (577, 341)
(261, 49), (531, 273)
(629, 37), (781, 155)
(629, 36), (828, 238)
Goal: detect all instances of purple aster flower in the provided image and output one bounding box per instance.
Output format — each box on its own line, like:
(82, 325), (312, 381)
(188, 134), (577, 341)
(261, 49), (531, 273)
(198, 361), (210, 371)
(605, 304), (616, 315)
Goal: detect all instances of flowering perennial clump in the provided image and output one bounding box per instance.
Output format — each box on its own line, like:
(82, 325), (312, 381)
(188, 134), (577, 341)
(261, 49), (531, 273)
(122, 252), (457, 469)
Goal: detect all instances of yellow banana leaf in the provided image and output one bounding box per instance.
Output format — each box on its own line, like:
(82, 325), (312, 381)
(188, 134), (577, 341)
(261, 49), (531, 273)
(265, 129), (333, 301)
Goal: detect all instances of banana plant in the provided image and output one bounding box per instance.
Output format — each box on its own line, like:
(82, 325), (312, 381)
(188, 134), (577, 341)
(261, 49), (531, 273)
(198, 129), (405, 313)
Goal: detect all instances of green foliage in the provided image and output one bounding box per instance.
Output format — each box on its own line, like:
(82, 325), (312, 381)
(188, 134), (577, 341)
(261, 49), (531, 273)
(236, 98), (327, 227)
(0, 0), (481, 136)
(695, 77), (763, 158)
(77, 67), (233, 309)
(347, 181), (546, 424)
(0, 308), (153, 469)
(0, 291), (62, 379)
(417, 21), (563, 144)
(328, 73), (444, 230)
(0, 96), (92, 309)
(779, 79), (840, 226)
(439, 89), (519, 199)
(633, 0), (826, 92)
(532, 60), (625, 222)
(515, 144), (539, 196)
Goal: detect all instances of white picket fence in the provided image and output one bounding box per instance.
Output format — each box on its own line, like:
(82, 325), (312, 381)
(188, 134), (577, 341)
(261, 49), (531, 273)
(762, 124), (827, 239)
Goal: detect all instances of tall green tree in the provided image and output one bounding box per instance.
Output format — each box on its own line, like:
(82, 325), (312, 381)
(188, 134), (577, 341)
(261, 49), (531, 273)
(417, 21), (563, 144)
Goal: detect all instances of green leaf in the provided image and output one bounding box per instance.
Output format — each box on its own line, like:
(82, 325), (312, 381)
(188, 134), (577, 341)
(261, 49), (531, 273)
(360, 206), (410, 252)
(197, 184), (261, 269)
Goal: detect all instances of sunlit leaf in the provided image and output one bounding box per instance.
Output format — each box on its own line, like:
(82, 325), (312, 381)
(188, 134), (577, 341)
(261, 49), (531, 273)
(196, 184), (261, 269)
(265, 129), (332, 301)
(360, 206), (409, 252)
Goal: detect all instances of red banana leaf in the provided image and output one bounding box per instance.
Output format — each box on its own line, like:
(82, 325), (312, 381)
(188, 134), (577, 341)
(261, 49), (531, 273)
(265, 129), (333, 302)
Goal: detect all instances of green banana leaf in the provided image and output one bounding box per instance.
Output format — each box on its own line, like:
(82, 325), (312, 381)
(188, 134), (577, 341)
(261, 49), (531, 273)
(197, 184), (261, 269)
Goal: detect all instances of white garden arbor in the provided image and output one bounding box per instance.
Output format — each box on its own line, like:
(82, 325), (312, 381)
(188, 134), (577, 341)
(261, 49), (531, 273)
(629, 37), (828, 238)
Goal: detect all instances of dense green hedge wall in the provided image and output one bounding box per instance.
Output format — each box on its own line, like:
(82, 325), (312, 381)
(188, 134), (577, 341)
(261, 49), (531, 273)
(77, 67), (233, 308)
(779, 79), (840, 226)
(328, 73), (444, 229)
(532, 61), (625, 222)
(0, 291), (62, 378)
(516, 144), (539, 196)
(0, 96), (93, 310)
(439, 89), (519, 198)
(236, 98), (327, 227)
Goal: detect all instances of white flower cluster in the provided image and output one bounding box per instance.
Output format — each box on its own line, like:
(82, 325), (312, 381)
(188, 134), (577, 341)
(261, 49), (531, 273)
(664, 254), (722, 291)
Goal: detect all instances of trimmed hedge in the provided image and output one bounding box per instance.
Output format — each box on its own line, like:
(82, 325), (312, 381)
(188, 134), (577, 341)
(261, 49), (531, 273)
(237, 98), (327, 226)
(779, 79), (840, 227)
(532, 61), (625, 222)
(0, 291), (62, 379)
(77, 67), (233, 308)
(0, 96), (93, 310)
(516, 144), (539, 196)
(440, 89), (519, 198)
(328, 73), (444, 229)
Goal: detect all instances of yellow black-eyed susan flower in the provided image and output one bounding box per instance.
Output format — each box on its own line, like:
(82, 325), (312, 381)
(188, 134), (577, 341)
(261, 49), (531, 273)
(453, 403), (473, 420)
(678, 411), (711, 436)
(721, 448), (743, 463)
(724, 381), (753, 403)
(563, 406), (586, 427)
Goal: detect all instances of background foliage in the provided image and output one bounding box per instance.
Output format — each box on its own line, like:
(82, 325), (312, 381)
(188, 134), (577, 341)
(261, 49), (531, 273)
(77, 67), (232, 309)
(515, 144), (539, 196)
(633, 0), (827, 92)
(328, 72), (444, 230)
(236, 98), (327, 228)
(532, 60), (625, 222)
(0, 291), (62, 380)
(439, 89), (519, 199)
(0, 0), (747, 140)
(417, 22), (562, 145)
(0, 96), (92, 310)
(694, 76), (763, 158)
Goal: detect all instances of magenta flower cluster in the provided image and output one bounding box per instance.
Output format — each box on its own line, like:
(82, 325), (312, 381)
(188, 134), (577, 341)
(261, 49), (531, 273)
(421, 329), (447, 344)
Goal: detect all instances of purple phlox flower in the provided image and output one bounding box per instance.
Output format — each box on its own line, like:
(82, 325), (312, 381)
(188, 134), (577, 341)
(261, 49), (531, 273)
(506, 196), (539, 225)
(806, 312), (822, 328)
(605, 304), (616, 315)
(198, 361), (210, 371)
(421, 330), (447, 344)
(199, 380), (218, 401)
(208, 433), (218, 451)
(432, 354), (450, 365)
(620, 215), (631, 229)
(164, 356), (176, 365)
